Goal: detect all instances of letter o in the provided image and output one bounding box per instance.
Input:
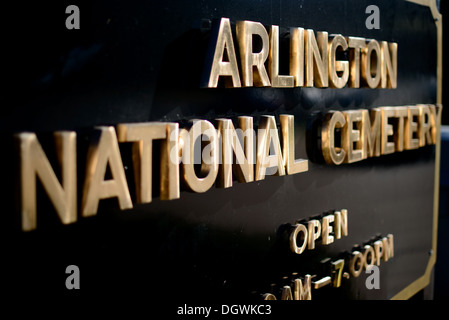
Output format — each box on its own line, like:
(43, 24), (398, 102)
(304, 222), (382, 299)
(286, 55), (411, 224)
(362, 40), (381, 88)
(363, 245), (375, 269)
(181, 120), (219, 193)
(290, 224), (308, 254)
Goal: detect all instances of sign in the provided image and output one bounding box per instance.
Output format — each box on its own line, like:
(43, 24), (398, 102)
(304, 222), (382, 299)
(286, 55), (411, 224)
(1, 0), (442, 301)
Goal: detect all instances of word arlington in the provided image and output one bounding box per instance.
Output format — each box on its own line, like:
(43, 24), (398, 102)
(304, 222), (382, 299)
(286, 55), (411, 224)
(322, 104), (442, 164)
(202, 17), (397, 89)
(17, 115), (307, 231)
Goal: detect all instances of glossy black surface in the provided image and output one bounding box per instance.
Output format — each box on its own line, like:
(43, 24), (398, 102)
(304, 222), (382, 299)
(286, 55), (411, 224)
(2, 0), (438, 300)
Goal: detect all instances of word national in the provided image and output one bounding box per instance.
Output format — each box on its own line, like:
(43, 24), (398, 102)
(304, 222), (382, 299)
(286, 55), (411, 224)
(17, 115), (307, 231)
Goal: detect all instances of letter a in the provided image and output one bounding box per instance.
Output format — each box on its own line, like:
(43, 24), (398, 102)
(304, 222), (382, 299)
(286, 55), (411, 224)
(66, 5), (80, 30)
(365, 265), (380, 289)
(365, 5), (380, 30)
(65, 265), (80, 289)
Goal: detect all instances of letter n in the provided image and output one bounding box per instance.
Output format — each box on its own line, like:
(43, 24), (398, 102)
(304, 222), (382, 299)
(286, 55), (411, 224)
(17, 132), (77, 231)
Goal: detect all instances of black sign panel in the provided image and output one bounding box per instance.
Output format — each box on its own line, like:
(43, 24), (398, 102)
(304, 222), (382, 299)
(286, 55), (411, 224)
(1, 0), (441, 302)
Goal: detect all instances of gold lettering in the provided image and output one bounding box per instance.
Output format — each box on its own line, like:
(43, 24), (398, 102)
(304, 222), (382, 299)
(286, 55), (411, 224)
(381, 107), (396, 154)
(394, 107), (408, 152)
(362, 39), (381, 88)
(290, 223), (308, 254)
(18, 131), (77, 231)
(362, 108), (381, 158)
(293, 275), (312, 300)
(216, 117), (254, 188)
(181, 120), (219, 193)
(381, 41), (397, 89)
(305, 30), (328, 87)
(117, 122), (167, 204)
(269, 25), (294, 87)
(236, 20), (271, 87)
(329, 35), (349, 88)
(374, 240), (384, 266)
(348, 37), (366, 88)
(280, 115), (308, 175)
(382, 234), (394, 261)
(418, 105), (432, 147)
(202, 18), (241, 88)
(334, 209), (348, 239)
(82, 127), (132, 217)
(322, 111), (346, 165)
(349, 251), (364, 277)
(256, 115), (285, 180)
(290, 27), (305, 86)
(322, 215), (334, 245)
(281, 286), (293, 300)
(405, 106), (420, 150)
(342, 110), (364, 163)
(307, 219), (321, 250)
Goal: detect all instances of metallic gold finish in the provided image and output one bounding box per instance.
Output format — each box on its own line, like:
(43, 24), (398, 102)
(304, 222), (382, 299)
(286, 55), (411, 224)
(117, 122), (167, 204)
(418, 105), (432, 147)
(328, 35), (349, 88)
(312, 276), (332, 289)
(281, 286), (293, 300)
(280, 115), (308, 175)
(202, 18), (241, 88)
(374, 240), (384, 266)
(82, 127), (132, 217)
(236, 20), (271, 87)
(307, 219), (321, 250)
(362, 108), (382, 158)
(256, 115), (285, 180)
(334, 209), (348, 239)
(342, 110), (364, 163)
(394, 107), (408, 152)
(181, 120), (219, 193)
(321, 215), (334, 245)
(263, 293), (277, 300)
(321, 111), (346, 165)
(380, 41), (398, 88)
(331, 259), (345, 288)
(361, 39), (381, 88)
(293, 275), (312, 300)
(382, 234), (395, 261)
(405, 106), (420, 150)
(290, 223), (308, 254)
(348, 37), (366, 88)
(349, 251), (364, 278)
(381, 107), (396, 155)
(429, 104), (443, 144)
(363, 245), (375, 269)
(217, 117), (254, 188)
(305, 29), (328, 87)
(289, 27), (305, 87)
(18, 131), (77, 231)
(160, 123), (180, 200)
(269, 26), (294, 87)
